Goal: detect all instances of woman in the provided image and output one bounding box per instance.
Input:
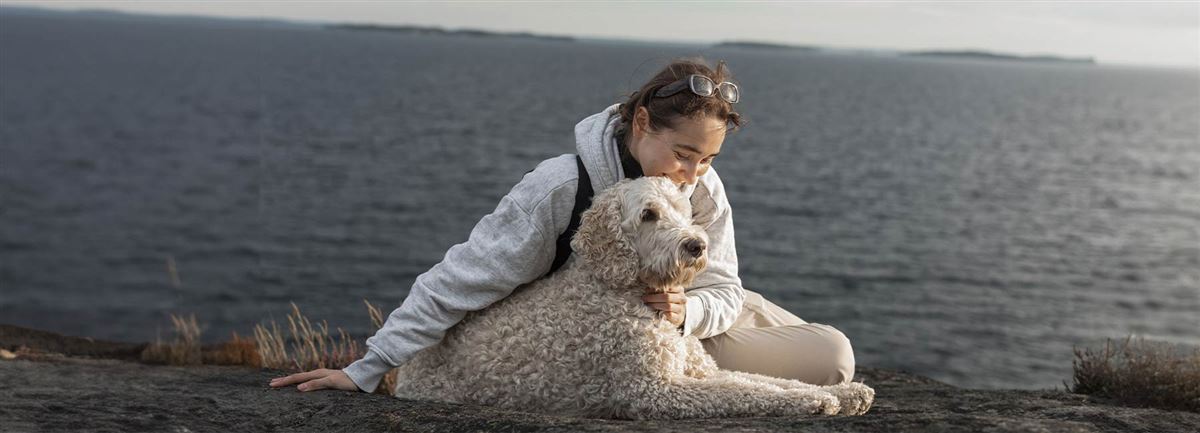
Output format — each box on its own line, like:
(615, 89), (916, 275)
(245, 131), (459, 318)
(269, 58), (856, 394)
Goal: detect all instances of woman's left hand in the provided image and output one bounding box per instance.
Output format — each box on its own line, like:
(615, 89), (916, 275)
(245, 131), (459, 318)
(642, 285), (686, 328)
(269, 368), (361, 393)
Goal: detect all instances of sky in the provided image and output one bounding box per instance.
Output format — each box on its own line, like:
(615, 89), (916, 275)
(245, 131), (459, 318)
(4, 1), (1198, 68)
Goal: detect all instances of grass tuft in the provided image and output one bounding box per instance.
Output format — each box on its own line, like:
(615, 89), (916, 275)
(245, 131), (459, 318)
(1069, 335), (1200, 412)
(253, 302), (361, 371)
(140, 313), (202, 365)
(202, 331), (262, 367)
(140, 300), (404, 396)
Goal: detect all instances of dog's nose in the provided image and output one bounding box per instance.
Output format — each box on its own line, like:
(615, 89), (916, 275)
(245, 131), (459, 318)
(684, 238), (706, 258)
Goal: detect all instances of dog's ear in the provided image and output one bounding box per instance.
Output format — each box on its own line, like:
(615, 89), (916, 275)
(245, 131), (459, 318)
(570, 181), (640, 289)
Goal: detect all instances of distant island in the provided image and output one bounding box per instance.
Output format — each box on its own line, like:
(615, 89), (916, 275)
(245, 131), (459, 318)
(903, 50), (1096, 64)
(711, 41), (819, 52)
(325, 23), (575, 42)
(711, 40), (1095, 65)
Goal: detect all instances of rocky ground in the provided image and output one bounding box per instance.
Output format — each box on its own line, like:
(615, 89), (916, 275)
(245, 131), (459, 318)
(2, 324), (1198, 432)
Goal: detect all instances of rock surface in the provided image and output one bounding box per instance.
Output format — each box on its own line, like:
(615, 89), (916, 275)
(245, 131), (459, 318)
(2, 324), (1198, 432)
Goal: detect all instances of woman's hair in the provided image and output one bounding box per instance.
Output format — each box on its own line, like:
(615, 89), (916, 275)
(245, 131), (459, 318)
(615, 57), (745, 141)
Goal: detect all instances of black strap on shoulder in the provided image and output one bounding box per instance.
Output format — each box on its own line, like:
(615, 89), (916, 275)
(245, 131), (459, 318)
(545, 155), (593, 277)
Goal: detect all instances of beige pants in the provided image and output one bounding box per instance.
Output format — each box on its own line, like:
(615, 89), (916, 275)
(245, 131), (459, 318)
(698, 289), (856, 386)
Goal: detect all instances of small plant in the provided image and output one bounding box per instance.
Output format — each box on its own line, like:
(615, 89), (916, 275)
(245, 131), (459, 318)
(202, 331), (262, 367)
(141, 313), (202, 365)
(1069, 335), (1200, 412)
(144, 299), (398, 396)
(253, 302), (361, 371)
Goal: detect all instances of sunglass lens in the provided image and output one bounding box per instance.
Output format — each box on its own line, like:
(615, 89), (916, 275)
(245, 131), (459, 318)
(690, 75), (714, 96)
(718, 83), (739, 103)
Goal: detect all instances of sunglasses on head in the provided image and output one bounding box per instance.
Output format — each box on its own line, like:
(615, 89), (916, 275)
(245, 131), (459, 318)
(653, 74), (740, 104)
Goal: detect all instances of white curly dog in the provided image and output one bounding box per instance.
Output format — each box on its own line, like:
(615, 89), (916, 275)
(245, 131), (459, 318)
(391, 176), (875, 419)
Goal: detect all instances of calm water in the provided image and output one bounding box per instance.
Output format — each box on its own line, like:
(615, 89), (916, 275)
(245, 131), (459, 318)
(2, 10), (1197, 390)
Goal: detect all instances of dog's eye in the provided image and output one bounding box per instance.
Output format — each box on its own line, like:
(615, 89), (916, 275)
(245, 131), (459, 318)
(641, 208), (658, 222)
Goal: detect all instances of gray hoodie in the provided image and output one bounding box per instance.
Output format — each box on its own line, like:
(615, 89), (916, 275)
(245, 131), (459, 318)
(342, 103), (746, 393)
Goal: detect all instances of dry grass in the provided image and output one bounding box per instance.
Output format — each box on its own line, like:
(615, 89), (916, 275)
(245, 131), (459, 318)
(254, 300), (399, 395)
(140, 313), (202, 365)
(145, 300), (398, 395)
(201, 331), (262, 367)
(1070, 335), (1200, 412)
(253, 302), (362, 371)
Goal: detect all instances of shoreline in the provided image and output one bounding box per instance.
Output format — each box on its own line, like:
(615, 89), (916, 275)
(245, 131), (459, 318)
(2, 323), (1198, 432)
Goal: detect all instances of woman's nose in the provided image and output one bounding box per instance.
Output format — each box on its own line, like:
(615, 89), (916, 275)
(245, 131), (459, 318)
(679, 163), (699, 184)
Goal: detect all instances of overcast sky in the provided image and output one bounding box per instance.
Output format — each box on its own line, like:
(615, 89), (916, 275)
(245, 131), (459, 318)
(5, 1), (1198, 68)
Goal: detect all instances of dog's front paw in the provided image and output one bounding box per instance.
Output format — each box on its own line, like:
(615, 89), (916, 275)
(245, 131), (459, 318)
(786, 388), (840, 416)
(823, 382), (875, 416)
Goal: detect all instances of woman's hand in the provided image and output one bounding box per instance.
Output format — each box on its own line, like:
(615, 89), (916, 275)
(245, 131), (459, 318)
(642, 285), (686, 328)
(269, 368), (361, 393)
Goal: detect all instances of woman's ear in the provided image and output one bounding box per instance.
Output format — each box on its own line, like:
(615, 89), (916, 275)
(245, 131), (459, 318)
(632, 106), (650, 140)
(570, 181), (640, 289)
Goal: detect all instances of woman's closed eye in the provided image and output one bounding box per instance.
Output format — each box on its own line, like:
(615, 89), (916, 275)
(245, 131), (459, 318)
(675, 151), (714, 165)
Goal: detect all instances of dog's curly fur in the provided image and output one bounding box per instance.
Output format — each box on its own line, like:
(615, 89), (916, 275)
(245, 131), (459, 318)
(390, 177), (875, 419)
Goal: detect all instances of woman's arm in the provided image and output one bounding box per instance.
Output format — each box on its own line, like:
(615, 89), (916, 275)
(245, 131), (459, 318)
(680, 168), (747, 339)
(340, 156), (578, 393)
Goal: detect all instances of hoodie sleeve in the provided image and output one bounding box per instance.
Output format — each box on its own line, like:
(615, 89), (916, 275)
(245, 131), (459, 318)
(343, 156), (575, 393)
(680, 168), (747, 339)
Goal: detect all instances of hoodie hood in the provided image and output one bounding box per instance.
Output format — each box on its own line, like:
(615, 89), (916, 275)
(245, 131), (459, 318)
(574, 103), (698, 197)
(573, 103), (625, 194)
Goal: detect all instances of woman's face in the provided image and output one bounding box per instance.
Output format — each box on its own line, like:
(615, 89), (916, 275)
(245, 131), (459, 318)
(628, 106), (726, 187)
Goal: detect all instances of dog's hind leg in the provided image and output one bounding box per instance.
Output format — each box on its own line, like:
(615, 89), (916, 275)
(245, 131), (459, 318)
(720, 370), (825, 392)
(719, 370), (875, 416)
(822, 381), (874, 416)
(609, 373), (841, 420)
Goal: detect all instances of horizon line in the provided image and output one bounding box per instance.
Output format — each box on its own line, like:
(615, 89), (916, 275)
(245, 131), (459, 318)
(2, 4), (1197, 70)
